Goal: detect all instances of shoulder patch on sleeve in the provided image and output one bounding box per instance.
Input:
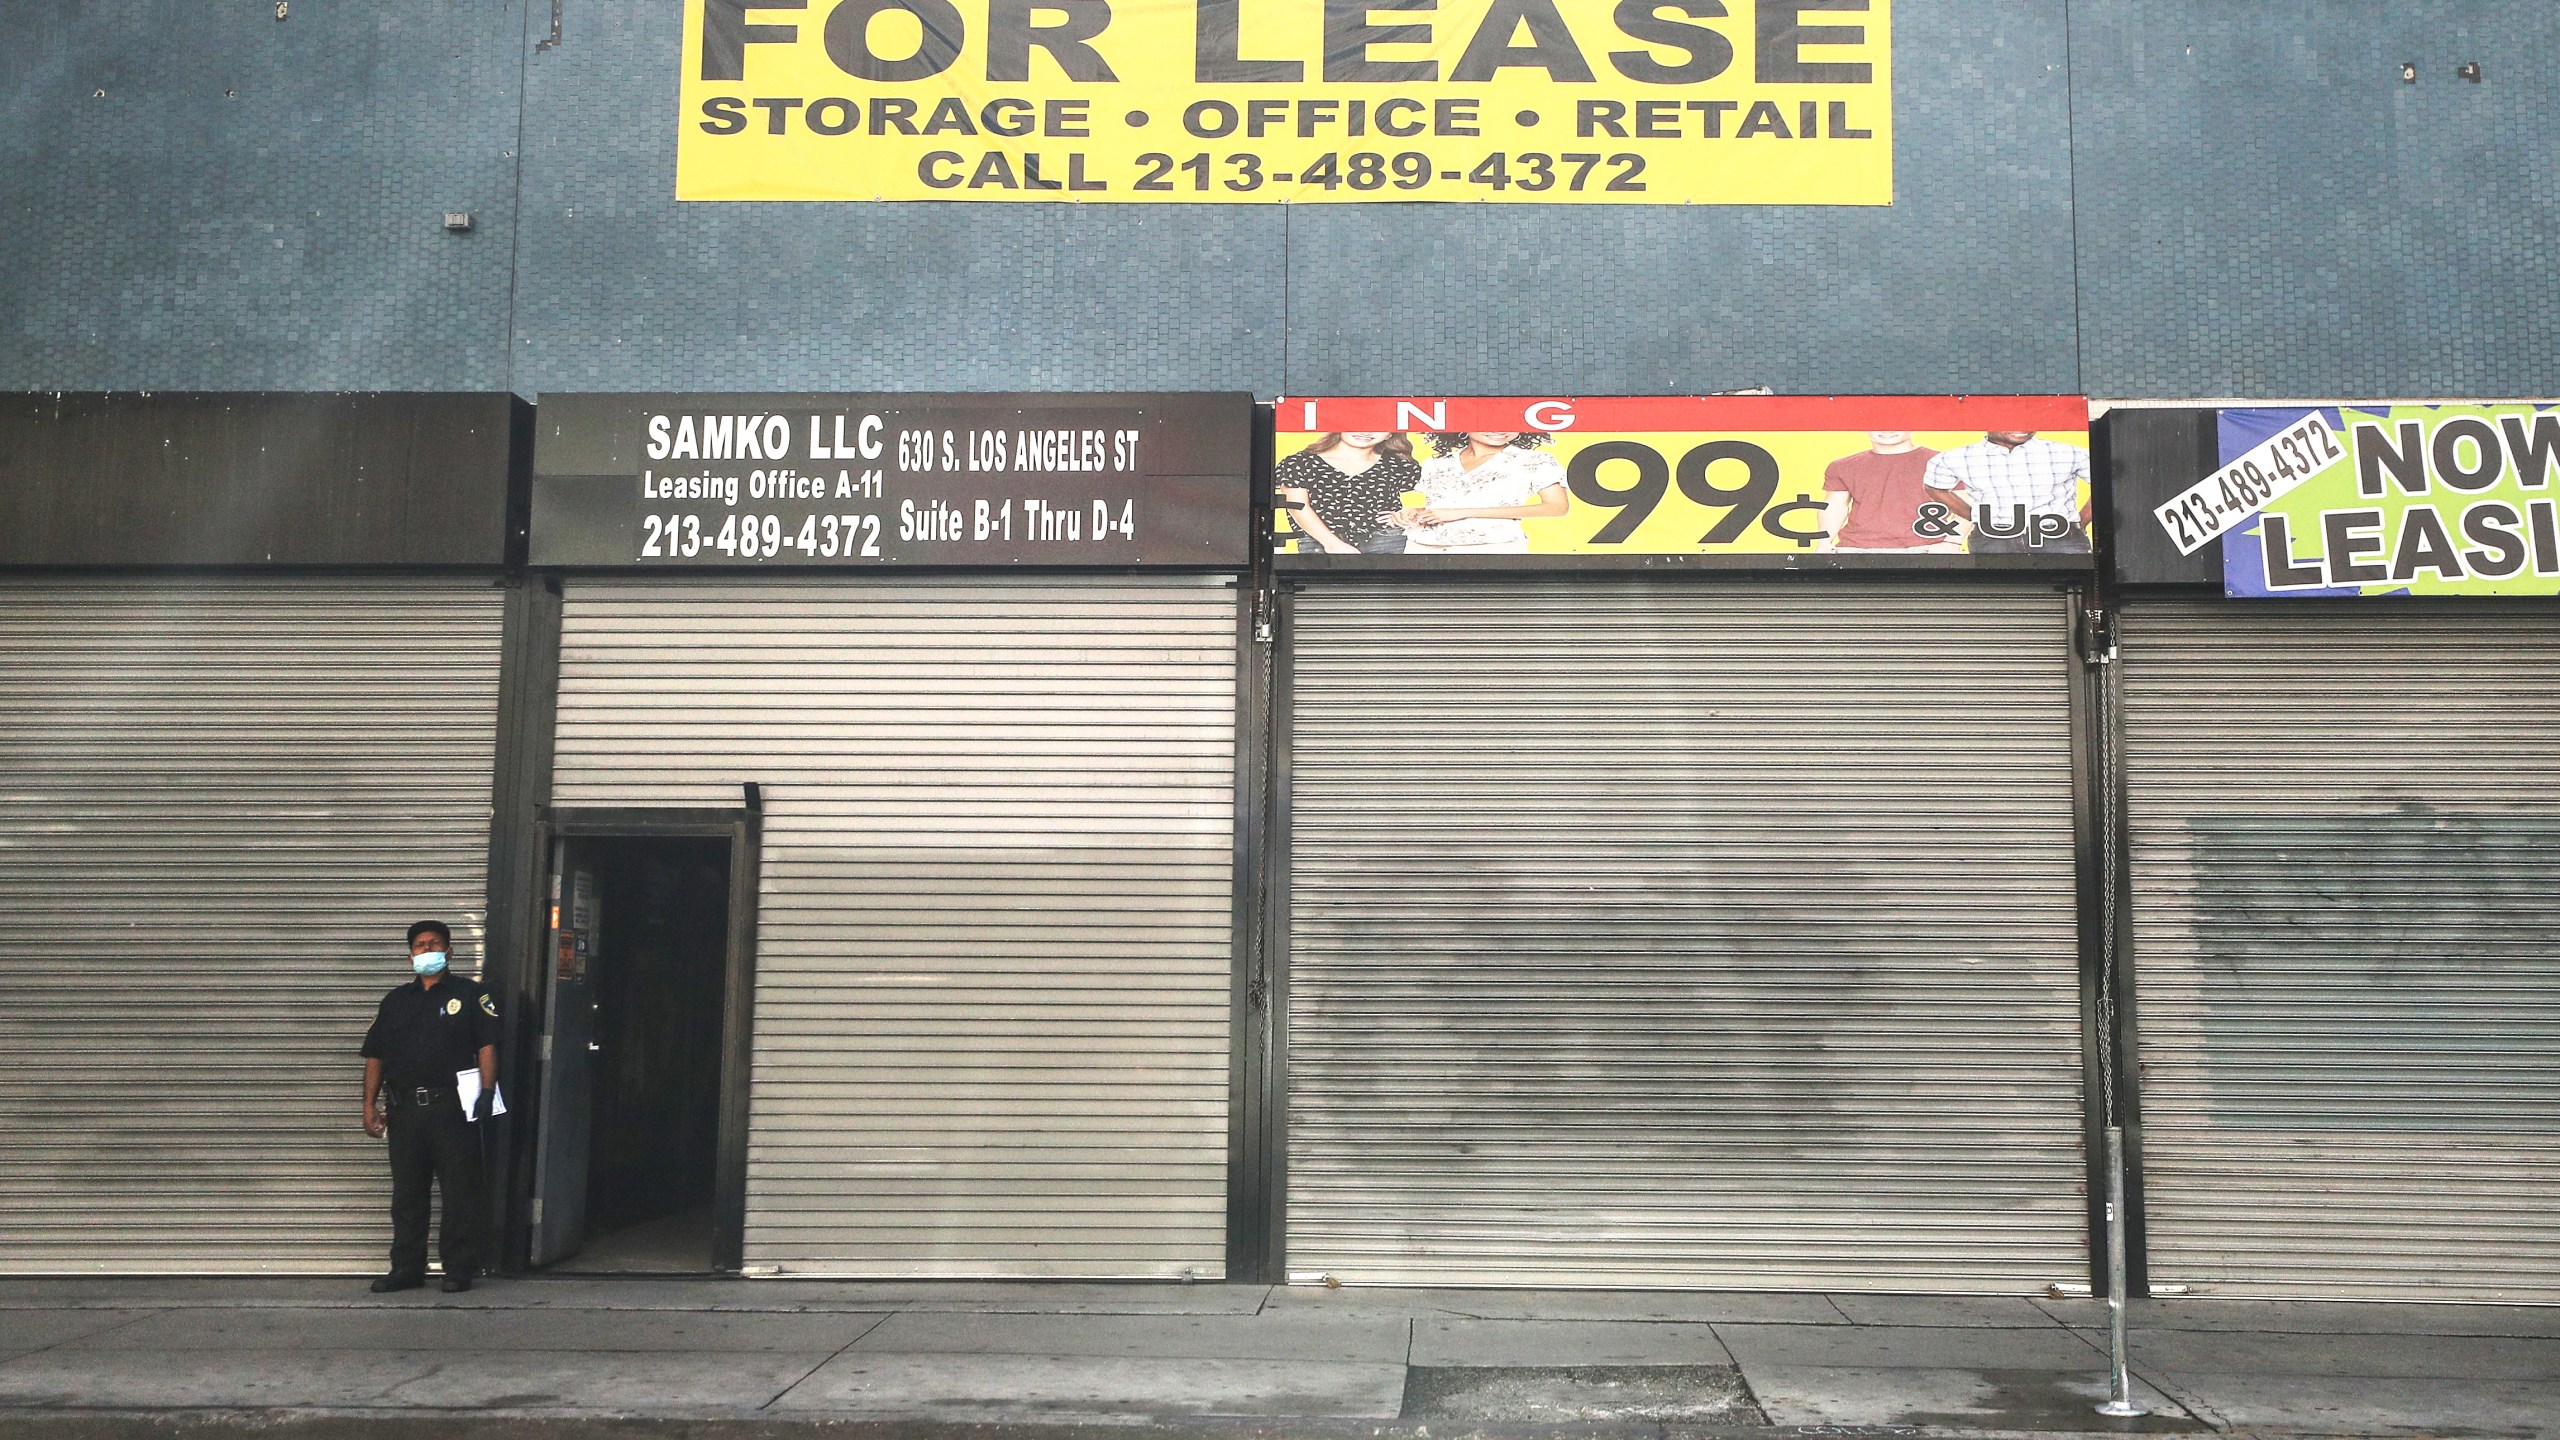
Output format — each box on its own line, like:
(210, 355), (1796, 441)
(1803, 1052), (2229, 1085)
(479, 993), (500, 1017)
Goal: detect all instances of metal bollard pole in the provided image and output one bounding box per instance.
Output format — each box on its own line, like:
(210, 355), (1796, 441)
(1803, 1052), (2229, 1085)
(2095, 1125), (2147, 1418)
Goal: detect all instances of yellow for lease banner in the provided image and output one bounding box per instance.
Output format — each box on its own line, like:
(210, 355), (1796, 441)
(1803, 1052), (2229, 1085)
(677, 0), (1893, 204)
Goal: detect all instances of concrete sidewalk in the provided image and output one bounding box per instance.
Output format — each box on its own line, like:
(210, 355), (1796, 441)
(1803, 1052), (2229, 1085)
(1, 1278), (2554, 1438)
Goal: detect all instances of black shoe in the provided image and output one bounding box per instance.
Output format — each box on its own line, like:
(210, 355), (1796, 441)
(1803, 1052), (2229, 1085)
(370, 1273), (424, 1293)
(439, 1271), (473, 1293)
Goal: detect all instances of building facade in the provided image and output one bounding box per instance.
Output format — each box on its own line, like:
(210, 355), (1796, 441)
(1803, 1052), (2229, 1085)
(1, 2), (2554, 1298)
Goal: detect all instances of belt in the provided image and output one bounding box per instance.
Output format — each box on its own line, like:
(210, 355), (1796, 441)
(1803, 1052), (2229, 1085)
(384, 1087), (457, 1108)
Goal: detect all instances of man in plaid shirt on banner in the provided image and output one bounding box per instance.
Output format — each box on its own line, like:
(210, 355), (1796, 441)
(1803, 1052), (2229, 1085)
(1922, 430), (2093, 554)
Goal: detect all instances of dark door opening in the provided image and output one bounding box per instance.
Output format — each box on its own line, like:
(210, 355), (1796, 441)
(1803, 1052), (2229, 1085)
(535, 834), (735, 1274)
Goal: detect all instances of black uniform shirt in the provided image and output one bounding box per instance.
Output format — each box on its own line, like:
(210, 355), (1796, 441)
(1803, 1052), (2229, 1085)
(361, 974), (502, 1091)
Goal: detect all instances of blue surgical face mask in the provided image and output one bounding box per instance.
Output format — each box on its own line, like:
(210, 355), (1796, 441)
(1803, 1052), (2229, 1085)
(412, 951), (449, 976)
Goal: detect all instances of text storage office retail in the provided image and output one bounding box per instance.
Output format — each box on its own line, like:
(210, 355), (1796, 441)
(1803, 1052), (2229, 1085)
(1263, 397), (2104, 1291)
(527, 393), (1258, 1278)
(0, 393), (532, 1272)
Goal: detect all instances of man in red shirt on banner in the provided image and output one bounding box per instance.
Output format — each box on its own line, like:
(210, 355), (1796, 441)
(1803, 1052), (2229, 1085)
(1816, 431), (1960, 552)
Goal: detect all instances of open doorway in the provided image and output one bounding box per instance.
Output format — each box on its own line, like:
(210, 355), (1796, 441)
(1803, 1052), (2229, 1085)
(531, 810), (758, 1274)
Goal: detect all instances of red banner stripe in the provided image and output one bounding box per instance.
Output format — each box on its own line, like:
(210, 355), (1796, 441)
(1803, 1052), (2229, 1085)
(1276, 395), (2091, 434)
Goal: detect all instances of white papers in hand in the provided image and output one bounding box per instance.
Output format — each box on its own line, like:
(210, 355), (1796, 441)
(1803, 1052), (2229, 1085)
(456, 1069), (507, 1122)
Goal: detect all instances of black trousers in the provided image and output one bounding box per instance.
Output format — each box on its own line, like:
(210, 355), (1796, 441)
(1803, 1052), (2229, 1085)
(385, 1095), (488, 1278)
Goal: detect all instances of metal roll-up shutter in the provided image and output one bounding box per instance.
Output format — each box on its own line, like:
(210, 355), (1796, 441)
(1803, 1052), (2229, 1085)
(549, 577), (1239, 1278)
(0, 577), (506, 1273)
(2120, 602), (2560, 1301)
(1283, 580), (2089, 1290)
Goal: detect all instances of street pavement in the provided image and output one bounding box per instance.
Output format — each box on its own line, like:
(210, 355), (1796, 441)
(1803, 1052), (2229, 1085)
(0, 1278), (2554, 1437)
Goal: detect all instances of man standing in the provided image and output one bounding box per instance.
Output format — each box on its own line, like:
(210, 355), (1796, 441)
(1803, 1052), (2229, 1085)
(361, 920), (499, 1293)
(1816, 430), (1954, 552)
(1922, 431), (2094, 554)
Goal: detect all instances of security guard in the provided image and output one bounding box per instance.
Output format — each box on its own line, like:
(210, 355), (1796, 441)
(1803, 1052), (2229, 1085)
(360, 920), (500, 1293)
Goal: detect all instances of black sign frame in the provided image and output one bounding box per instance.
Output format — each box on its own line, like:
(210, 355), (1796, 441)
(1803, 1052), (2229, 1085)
(530, 392), (1255, 570)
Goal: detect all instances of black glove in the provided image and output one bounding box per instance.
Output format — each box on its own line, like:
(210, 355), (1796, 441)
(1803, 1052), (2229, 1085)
(470, 1088), (493, 1122)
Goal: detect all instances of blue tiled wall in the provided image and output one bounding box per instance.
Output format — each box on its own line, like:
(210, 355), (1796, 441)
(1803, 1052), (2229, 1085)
(1284, 1), (2078, 396)
(506, 4), (1285, 395)
(2069, 0), (2560, 397)
(0, 2), (526, 391)
(5, 1), (2555, 400)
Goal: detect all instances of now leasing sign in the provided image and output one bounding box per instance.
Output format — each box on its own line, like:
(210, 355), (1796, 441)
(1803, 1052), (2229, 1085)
(2219, 404), (2560, 598)
(677, 0), (1893, 205)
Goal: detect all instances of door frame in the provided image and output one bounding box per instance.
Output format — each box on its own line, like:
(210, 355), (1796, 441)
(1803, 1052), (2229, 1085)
(528, 792), (764, 1272)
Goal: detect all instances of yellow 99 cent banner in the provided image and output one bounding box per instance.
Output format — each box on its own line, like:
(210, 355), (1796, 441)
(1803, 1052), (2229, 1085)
(678, 1), (1893, 204)
(1272, 396), (2091, 563)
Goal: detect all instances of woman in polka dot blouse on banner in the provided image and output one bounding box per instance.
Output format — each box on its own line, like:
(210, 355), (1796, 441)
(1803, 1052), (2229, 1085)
(1276, 431), (1423, 555)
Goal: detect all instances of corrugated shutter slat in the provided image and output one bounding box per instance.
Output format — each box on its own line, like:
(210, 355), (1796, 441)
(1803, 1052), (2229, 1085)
(549, 578), (1237, 1279)
(1284, 581), (2089, 1291)
(0, 578), (504, 1274)
(2121, 601), (2560, 1302)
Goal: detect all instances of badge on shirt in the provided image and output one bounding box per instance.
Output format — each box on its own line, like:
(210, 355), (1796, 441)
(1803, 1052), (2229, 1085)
(479, 994), (499, 1018)
(445, 998), (462, 1015)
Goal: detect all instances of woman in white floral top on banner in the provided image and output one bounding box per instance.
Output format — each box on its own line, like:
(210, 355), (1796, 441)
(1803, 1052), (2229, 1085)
(1392, 431), (1573, 554)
